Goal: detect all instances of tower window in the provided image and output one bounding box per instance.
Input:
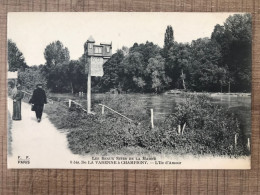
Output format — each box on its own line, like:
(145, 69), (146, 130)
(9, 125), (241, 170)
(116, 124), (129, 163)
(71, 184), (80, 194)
(89, 44), (92, 49)
(106, 47), (110, 53)
(94, 47), (102, 53)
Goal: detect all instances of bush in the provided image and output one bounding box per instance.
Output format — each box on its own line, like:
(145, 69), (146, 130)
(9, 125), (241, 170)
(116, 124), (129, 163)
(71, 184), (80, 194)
(67, 116), (139, 155)
(18, 67), (47, 91)
(134, 94), (247, 156)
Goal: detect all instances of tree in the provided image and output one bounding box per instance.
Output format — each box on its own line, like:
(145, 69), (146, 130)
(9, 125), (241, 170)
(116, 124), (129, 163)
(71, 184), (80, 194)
(122, 46), (129, 56)
(163, 25), (174, 57)
(46, 62), (70, 92)
(8, 39), (28, 71)
(98, 42), (169, 93)
(43, 41), (70, 91)
(129, 41), (161, 64)
(18, 66), (47, 91)
(166, 43), (191, 89)
(133, 77), (146, 91)
(125, 42), (161, 92)
(146, 55), (171, 92)
(120, 51), (145, 91)
(100, 50), (125, 92)
(188, 38), (226, 92)
(67, 60), (86, 94)
(211, 14), (252, 92)
(44, 40), (70, 67)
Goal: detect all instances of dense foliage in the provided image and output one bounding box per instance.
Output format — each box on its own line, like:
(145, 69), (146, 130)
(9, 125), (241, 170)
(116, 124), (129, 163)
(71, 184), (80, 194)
(211, 14), (252, 92)
(9, 14), (251, 93)
(8, 39), (28, 71)
(98, 13), (251, 93)
(18, 65), (47, 91)
(161, 94), (246, 155)
(43, 94), (248, 156)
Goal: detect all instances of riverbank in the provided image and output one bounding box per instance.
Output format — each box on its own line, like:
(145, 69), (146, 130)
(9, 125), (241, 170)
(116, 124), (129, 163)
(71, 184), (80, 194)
(47, 91), (251, 137)
(165, 89), (251, 97)
(41, 93), (250, 157)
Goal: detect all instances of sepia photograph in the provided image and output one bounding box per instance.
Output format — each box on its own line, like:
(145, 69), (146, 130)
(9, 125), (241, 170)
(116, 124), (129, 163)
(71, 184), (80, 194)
(7, 12), (251, 169)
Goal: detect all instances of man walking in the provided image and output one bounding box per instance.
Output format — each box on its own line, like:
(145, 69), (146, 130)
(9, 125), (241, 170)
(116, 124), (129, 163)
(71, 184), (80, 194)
(29, 83), (47, 122)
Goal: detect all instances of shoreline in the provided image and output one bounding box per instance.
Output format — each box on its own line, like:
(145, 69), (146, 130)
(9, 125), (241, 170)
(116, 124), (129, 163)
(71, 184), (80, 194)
(48, 91), (252, 97)
(165, 90), (251, 97)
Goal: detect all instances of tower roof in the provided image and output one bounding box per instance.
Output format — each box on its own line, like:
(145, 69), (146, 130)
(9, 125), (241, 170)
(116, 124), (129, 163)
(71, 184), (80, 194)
(87, 36), (95, 43)
(100, 42), (111, 46)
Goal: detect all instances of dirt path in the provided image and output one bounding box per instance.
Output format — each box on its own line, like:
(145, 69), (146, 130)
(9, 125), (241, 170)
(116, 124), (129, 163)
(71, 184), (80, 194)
(7, 98), (81, 168)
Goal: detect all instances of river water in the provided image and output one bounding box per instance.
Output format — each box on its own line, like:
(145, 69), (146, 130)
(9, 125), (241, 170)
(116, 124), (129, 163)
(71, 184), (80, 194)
(50, 92), (251, 138)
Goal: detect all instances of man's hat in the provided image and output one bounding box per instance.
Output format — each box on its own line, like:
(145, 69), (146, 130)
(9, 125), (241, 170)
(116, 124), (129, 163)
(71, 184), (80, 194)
(36, 83), (43, 87)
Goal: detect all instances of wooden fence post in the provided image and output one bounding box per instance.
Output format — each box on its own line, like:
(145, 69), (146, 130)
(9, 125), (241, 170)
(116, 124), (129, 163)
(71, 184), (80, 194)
(235, 134), (238, 148)
(151, 109), (154, 128)
(102, 105), (104, 115)
(247, 138), (250, 151)
(69, 99), (71, 108)
(182, 123), (186, 135)
(178, 125), (181, 135)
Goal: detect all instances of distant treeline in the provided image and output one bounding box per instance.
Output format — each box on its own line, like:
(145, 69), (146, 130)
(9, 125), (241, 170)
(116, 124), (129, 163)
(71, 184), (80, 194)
(8, 14), (251, 93)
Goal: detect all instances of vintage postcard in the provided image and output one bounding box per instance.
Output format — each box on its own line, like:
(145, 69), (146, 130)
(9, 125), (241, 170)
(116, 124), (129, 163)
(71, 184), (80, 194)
(7, 12), (251, 169)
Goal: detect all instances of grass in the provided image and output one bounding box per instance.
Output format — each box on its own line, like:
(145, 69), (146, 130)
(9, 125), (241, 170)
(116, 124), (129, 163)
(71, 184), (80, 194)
(42, 93), (250, 157)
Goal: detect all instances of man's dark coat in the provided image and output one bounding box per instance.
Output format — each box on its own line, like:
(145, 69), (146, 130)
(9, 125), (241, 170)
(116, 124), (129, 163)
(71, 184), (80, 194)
(29, 88), (47, 105)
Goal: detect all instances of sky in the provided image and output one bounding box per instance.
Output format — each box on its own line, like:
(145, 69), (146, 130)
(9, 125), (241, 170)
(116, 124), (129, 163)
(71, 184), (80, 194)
(8, 12), (238, 66)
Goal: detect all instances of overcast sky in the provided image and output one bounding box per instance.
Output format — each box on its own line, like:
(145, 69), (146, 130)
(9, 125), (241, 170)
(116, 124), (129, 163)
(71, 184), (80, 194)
(8, 12), (237, 66)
